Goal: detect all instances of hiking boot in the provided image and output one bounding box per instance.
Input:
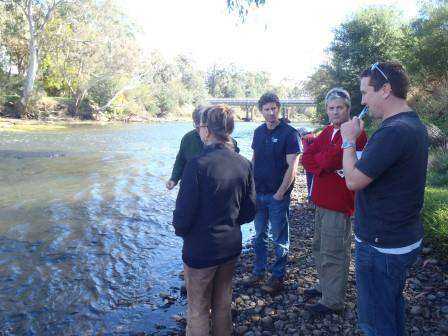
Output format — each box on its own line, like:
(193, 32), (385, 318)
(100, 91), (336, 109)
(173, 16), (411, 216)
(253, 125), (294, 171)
(303, 288), (322, 300)
(261, 276), (284, 294)
(241, 273), (265, 287)
(305, 303), (337, 316)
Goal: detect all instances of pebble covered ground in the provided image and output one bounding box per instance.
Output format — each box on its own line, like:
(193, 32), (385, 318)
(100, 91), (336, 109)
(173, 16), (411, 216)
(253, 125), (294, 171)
(166, 171), (448, 336)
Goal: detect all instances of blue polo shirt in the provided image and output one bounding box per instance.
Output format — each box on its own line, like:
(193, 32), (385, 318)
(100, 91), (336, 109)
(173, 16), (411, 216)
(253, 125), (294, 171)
(251, 120), (301, 194)
(354, 111), (428, 248)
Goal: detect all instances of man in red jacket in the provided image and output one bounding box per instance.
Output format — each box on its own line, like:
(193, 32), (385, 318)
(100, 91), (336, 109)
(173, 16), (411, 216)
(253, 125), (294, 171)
(302, 87), (367, 315)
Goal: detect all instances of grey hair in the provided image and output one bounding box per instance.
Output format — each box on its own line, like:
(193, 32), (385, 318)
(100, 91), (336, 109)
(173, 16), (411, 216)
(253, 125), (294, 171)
(324, 87), (351, 109)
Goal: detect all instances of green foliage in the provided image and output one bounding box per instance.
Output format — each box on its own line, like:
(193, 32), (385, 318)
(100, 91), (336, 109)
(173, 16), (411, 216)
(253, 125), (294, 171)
(423, 146), (448, 257)
(155, 88), (177, 117)
(305, 6), (407, 124)
(410, 79), (448, 132)
(423, 187), (448, 257)
(406, 2), (448, 80)
(405, 1), (448, 131)
(206, 64), (303, 100)
(0, 2), (28, 75)
(427, 147), (448, 187)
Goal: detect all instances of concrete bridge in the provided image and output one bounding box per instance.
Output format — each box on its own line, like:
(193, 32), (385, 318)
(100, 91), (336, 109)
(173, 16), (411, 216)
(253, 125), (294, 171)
(208, 97), (315, 121)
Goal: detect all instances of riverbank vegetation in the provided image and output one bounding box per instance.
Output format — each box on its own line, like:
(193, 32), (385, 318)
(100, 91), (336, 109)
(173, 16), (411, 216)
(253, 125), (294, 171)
(0, 0), (308, 122)
(424, 148), (448, 257)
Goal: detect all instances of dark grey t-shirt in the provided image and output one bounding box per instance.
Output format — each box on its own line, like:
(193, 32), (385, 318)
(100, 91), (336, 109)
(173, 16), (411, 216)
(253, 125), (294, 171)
(354, 111), (428, 248)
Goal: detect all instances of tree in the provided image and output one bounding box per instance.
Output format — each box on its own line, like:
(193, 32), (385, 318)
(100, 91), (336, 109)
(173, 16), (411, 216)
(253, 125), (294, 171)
(0, 3), (28, 76)
(207, 64), (273, 98)
(39, 0), (142, 117)
(0, 0), (71, 116)
(305, 6), (407, 123)
(406, 1), (448, 81)
(404, 1), (448, 131)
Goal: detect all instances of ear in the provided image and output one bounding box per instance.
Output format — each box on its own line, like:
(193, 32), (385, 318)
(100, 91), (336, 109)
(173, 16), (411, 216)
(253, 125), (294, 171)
(382, 82), (392, 99)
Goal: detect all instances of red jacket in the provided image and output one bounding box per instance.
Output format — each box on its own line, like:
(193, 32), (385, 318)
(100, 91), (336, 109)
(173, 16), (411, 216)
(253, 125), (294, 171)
(302, 125), (367, 216)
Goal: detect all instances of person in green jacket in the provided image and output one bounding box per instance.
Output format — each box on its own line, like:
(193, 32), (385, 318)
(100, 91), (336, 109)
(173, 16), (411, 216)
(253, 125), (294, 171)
(166, 105), (239, 190)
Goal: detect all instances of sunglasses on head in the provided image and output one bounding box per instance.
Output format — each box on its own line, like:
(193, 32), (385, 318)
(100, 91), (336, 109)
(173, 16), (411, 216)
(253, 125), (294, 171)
(371, 62), (389, 81)
(327, 89), (349, 100)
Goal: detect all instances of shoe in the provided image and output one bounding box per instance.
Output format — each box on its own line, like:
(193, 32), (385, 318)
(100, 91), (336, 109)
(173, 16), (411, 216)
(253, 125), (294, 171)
(303, 288), (322, 299)
(305, 303), (337, 316)
(241, 273), (265, 287)
(261, 277), (284, 294)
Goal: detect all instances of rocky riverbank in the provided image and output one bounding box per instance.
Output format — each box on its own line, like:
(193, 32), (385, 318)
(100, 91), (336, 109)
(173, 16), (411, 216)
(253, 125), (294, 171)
(166, 171), (447, 336)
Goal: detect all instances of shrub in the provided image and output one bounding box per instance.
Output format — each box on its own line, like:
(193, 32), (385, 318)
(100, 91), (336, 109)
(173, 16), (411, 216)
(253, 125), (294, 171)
(427, 147), (448, 187)
(423, 187), (448, 257)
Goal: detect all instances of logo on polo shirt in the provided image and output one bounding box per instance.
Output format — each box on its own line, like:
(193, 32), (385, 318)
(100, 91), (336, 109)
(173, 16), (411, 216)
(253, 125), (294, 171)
(272, 137), (278, 143)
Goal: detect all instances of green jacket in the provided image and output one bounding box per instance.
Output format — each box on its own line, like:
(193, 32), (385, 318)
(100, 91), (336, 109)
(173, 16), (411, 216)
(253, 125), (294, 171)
(170, 129), (240, 183)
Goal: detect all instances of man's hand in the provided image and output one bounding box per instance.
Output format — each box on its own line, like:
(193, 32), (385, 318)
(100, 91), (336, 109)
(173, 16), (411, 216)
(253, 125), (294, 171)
(273, 192), (284, 201)
(341, 117), (364, 142)
(166, 180), (177, 190)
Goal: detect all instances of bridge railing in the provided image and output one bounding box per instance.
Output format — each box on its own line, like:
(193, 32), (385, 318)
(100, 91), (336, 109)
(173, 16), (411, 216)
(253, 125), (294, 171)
(208, 98), (315, 107)
(207, 97), (316, 121)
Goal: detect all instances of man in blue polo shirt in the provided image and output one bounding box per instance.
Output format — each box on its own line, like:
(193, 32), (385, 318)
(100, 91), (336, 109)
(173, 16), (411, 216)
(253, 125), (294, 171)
(341, 61), (428, 336)
(243, 92), (301, 293)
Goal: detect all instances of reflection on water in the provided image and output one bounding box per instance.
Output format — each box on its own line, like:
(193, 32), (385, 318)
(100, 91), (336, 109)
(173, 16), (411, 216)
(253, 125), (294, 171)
(0, 121), (312, 334)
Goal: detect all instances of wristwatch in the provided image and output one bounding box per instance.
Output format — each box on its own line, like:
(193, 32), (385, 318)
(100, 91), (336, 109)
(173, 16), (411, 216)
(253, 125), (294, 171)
(341, 140), (355, 149)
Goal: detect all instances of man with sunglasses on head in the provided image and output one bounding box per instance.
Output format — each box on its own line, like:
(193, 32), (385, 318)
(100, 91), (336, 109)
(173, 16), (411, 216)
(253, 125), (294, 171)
(302, 88), (367, 316)
(341, 61), (428, 336)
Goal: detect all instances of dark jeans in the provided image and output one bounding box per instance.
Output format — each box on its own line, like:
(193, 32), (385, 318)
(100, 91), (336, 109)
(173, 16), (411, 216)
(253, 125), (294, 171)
(355, 240), (419, 336)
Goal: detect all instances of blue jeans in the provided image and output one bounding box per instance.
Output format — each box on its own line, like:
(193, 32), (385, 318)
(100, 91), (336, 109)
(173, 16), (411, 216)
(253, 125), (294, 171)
(253, 193), (290, 279)
(355, 240), (419, 336)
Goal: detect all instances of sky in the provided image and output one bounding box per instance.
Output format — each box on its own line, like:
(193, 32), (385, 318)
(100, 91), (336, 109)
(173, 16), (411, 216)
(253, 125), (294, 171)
(120, 0), (419, 84)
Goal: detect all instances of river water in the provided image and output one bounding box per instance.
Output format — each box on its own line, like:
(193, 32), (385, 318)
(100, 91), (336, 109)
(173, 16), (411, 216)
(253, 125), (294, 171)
(0, 121), (312, 335)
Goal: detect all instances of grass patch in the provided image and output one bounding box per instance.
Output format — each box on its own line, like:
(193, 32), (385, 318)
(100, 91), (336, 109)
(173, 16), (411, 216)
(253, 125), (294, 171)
(427, 147), (448, 187)
(0, 121), (68, 132)
(423, 186), (448, 257)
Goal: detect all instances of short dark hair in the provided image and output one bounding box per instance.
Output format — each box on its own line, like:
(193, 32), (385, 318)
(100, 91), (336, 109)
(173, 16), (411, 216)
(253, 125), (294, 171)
(258, 92), (281, 111)
(201, 104), (235, 142)
(360, 61), (409, 99)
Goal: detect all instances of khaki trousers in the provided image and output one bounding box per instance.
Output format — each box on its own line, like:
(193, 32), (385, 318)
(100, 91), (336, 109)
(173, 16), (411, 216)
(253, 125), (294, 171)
(312, 206), (352, 311)
(184, 257), (237, 336)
